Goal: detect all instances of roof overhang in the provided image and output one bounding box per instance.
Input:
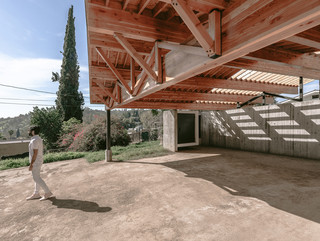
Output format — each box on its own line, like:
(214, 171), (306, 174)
(85, 0), (320, 110)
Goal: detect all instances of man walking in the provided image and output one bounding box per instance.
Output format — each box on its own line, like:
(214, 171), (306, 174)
(26, 126), (53, 201)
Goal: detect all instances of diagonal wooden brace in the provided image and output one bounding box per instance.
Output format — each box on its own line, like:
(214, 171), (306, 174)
(95, 47), (132, 95)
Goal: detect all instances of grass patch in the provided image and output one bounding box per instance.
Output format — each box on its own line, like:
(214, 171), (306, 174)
(0, 152), (85, 170)
(0, 141), (169, 170)
(85, 141), (170, 163)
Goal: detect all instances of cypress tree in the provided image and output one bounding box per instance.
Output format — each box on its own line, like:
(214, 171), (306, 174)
(52, 5), (84, 122)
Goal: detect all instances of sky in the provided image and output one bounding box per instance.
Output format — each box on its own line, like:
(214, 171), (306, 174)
(0, 1), (319, 118)
(0, 0), (105, 118)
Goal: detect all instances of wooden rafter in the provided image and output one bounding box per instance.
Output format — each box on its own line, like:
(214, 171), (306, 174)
(161, 0), (227, 13)
(95, 83), (118, 103)
(87, 3), (190, 43)
(114, 33), (158, 82)
(175, 77), (297, 94)
(286, 36), (320, 50)
(123, 0), (130, 10)
(225, 58), (320, 80)
(138, 0), (152, 15)
(95, 47), (132, 94)
(245, 47), (320, 71)
(153, 2), (167, 17)
(171, 0), (215, 56)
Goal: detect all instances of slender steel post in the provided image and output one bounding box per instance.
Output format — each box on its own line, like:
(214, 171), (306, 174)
(262, 94), (266, 105)
(299, 76), (303, 101)
(105, 109), (112, 162)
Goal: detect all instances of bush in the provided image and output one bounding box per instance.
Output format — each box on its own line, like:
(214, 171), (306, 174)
(67, 116), (131, 152)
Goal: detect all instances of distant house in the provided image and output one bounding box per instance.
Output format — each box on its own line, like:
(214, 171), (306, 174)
(280, 90), (320, 104)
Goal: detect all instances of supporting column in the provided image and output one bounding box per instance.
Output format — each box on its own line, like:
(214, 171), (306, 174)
(163, 110), (178, 152)
(319, 79), (320, 100)
(105, 109), (112, 162)
(299, 76), (303, 101)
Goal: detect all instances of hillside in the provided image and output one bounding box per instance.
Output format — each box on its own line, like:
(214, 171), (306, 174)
(0, 108), (106, 139)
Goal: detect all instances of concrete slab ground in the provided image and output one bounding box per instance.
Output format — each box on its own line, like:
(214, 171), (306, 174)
(1, 147), (320, 241)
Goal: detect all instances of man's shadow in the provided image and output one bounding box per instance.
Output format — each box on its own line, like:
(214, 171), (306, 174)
(48, 197), (112, 213)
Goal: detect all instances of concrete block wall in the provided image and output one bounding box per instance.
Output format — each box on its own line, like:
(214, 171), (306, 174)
(201, 100), (320, 159)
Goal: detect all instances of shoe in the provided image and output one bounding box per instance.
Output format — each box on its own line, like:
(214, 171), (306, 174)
(39, 192), (53, 201)
(26, 193), (41, 200)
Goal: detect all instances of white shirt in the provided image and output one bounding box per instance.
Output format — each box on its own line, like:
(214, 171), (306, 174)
(29, 135), (44, 166)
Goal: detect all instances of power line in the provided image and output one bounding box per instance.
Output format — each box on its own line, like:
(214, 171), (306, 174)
(0, 83), (90, 99)
(0, 101), (105, 108)
(0, 97), (54, 102)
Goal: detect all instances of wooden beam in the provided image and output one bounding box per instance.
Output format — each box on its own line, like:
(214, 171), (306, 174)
(87, 2), (190, 43)
(174, 77), (297, 94)
(222, 0), (273, 27)
(153, 2), (167, 17)
(95, 83), (118, 103)
(138, 0), (152, 15)
(286, 36), (320, 50)
(95, 47), (132, 94)
(146, 90), (273, 103)
(121, 101), (236, 110)
(161, 0), (227, 12)
(225, 58), (320, 80)
(130, 57), (136, 93)
(155, 42), (164, 84)
(133, 47), (156, 96)
(245, 46), (320, 71)
(114, 33), (158, 82)
(123, 0), (130, 10)
(171, 0), (215, 56)
(90, 33), (153, 55)
(209, 10), (221, 56)
(95, 94), (108, 107)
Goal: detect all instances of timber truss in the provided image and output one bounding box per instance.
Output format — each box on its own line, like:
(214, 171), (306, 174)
(85, 0), (320, 110)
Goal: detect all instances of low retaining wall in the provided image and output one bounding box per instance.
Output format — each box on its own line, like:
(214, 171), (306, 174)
(201, 100), (320, 159)
(0, 140), (29, 159)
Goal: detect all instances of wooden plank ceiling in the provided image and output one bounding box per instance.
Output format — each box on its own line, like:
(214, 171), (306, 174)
(85, 0), (320, 110)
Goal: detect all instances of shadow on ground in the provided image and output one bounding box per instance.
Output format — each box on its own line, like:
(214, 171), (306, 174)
(127, 148), (320, 223)
(49, 197), (112, 213)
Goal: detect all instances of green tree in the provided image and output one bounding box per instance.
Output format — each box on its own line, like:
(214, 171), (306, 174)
(16, 128), (20, 138)
(30, 107), (63, 150)
(52, 5), (84, 122)
(8, 130), (14, 139)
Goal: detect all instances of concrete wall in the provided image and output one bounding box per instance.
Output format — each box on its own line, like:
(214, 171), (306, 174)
(163, 110), (177, 152)
(201, 100), (320, 159)
(0, 140), (29, 158)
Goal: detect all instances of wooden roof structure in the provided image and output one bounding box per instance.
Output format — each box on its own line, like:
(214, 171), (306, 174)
(85, 0), (320, 110)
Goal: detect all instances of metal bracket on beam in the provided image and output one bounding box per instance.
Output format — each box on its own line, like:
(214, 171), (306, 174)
(171, 0), (221, 58)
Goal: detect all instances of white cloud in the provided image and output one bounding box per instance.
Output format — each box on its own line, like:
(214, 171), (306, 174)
(0, 53), (61, 89)
(0, 53), (60, 118)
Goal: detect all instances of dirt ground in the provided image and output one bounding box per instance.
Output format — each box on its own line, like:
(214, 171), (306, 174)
(1, 147), (320, 241)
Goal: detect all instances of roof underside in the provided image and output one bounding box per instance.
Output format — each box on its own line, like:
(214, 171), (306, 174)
(85, 0), (320, 110)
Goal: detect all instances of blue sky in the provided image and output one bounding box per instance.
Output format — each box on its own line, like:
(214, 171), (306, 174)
(0, 0), (319, 118)
(0, 0), (105, 118)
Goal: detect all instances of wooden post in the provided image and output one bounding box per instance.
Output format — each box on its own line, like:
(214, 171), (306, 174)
(105, 109), (112, 162)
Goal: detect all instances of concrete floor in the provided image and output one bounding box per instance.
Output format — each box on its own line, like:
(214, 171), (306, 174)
(1, 147), (320, 241)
